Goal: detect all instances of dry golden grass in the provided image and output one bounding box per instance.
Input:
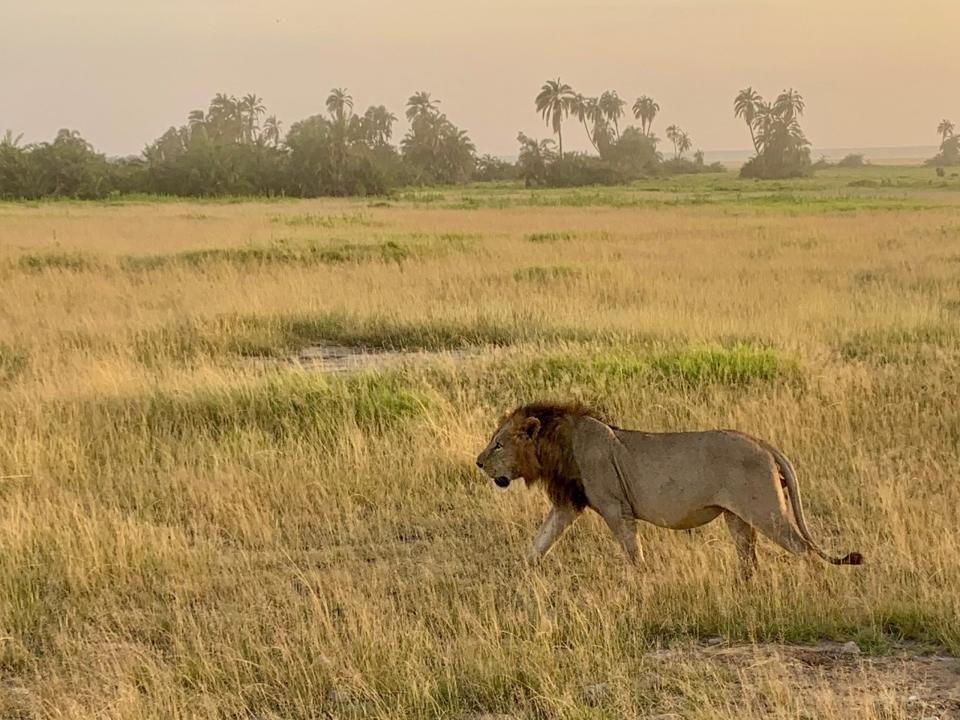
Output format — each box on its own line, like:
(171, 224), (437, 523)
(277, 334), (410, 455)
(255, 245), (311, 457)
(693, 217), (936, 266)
(1, 172), (959, 718)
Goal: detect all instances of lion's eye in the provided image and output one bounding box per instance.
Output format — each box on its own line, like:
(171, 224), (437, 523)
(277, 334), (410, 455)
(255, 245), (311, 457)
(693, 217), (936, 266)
(494, 441), (503, 450)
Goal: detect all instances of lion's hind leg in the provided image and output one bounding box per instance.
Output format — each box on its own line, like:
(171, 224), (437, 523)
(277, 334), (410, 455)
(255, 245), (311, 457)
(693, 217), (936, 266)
(599, 510), (643, 565)
(723, 511), (758, 579)
(737, 505), (811, 560)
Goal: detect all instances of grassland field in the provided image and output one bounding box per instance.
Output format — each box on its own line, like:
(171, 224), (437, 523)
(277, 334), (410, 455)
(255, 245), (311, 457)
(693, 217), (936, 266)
(0, 165), (959, 718)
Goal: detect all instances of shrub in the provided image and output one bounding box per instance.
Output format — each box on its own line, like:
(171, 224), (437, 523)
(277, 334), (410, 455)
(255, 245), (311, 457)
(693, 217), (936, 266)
(543, 154), (626, 187)
(660, 157), (726, 175)
(837, 153), (867, 168)
(474, 155), (517, 182)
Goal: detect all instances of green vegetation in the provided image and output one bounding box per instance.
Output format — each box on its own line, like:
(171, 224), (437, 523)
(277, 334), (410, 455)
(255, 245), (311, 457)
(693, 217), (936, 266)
(520, 79), (721, 187)
(735, 87), (812, 178)
(2, 86), (953, 201)
(526, 345), (792, 390)
(928, 119), (959, 167)
(0, 89), (474, 199)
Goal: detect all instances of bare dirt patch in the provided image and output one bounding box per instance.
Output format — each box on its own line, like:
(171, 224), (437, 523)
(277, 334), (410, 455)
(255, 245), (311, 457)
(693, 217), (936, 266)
(664, 642), (960, 718)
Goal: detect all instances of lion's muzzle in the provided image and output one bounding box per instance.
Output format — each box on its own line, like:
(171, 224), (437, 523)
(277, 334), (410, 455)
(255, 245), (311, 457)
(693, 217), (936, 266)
(494, 476), (511, 488)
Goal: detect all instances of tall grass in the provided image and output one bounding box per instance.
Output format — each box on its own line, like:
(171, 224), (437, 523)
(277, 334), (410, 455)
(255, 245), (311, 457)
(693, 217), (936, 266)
(0, 172), (958, 718)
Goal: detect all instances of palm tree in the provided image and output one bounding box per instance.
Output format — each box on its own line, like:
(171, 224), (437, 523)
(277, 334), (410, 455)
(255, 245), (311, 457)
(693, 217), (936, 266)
(262, 115), (282, 147)
(240, 93), (266, 143)
(665, 125), (681, 158)
(535, 78), (576, 159)
(569, 94), (600, 152)
(207, 93), (242, 143)
(326, 88), (353, 123)
(363, 105), (397, 146)
(773, 88), (805, 123)
(1, 130), (24, 148)
(734, 87), (763, 153)
(406, 91), (438, 121)
(632, 95), (659, 137)
(678, 131), (692, 158)
(598, 90), (625, 140)
(937, 119), (955, 144)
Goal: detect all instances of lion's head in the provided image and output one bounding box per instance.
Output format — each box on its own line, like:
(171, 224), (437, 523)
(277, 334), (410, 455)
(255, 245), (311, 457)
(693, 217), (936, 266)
(476, 401), (601, 509)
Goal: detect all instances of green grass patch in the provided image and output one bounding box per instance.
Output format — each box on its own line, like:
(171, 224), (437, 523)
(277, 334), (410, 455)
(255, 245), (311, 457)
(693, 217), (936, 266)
(131, 372), (428, 442)
(649, 345), (788, 386)
(526, 344), (792, 390)
(36, 373), (430, 479)
(512, 265), (582, 283)
(17, 251), (100, 273)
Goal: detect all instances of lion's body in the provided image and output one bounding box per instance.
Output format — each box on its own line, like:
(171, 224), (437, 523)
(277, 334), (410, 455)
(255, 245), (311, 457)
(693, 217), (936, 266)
(577, 418), (776, 530)
(476, 402), (863, 572)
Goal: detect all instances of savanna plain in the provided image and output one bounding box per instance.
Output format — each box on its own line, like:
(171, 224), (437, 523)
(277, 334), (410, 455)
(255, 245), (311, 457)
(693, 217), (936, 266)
(1, 167), (959, 718)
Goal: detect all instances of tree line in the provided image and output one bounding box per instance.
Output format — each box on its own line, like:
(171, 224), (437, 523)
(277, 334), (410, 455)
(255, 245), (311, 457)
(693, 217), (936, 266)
(517, 79), (721, 187)
(0, 90), (476, 199)
(4, 82), (946, 199)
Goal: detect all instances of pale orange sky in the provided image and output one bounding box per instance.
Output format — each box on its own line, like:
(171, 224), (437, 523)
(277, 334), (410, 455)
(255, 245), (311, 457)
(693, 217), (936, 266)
(3, 1), (957, 157)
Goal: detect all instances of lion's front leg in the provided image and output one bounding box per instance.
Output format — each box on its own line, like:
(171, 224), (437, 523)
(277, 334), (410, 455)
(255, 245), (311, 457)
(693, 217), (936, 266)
(527, 504), (580, 564)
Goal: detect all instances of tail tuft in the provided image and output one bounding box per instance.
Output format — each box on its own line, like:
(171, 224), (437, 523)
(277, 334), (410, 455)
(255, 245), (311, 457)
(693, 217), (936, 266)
(837, 551), (863, 565)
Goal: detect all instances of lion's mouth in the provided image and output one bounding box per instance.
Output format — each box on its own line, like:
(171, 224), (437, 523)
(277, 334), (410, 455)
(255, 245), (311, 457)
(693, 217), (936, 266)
(494, 476), (511, 488)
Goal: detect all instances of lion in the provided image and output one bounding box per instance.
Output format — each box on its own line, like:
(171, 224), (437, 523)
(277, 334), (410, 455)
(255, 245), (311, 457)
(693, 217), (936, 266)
(475, 401), (862, 574)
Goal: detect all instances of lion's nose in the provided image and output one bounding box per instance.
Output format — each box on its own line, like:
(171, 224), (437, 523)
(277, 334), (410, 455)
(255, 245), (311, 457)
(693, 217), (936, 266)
(476, 459), (484, 469)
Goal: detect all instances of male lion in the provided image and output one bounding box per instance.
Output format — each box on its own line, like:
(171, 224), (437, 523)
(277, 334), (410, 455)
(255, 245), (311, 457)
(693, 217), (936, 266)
(476, 401), (862, 573)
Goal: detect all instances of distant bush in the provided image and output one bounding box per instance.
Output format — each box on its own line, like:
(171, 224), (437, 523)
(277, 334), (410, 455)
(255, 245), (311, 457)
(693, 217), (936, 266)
(837, 153), (867, 168)
(473, 154), (517, 182)
(543, 154), (626, 187)
(659, 157), (726, 175)
(601, 127), (660, 177)
(741, 149), (812, 179)
(926, 135), (960, 167)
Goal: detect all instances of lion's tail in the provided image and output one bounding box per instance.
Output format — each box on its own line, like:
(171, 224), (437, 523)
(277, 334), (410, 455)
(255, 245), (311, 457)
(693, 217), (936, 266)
(769, 447), (863, 566)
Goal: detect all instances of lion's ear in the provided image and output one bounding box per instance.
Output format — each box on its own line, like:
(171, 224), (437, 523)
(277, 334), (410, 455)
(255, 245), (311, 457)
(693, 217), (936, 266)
(522, 416), (541, 440)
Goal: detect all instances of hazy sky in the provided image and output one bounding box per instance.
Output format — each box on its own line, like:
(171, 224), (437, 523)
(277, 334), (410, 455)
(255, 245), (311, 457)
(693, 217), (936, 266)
(4, 1), (957, 157)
